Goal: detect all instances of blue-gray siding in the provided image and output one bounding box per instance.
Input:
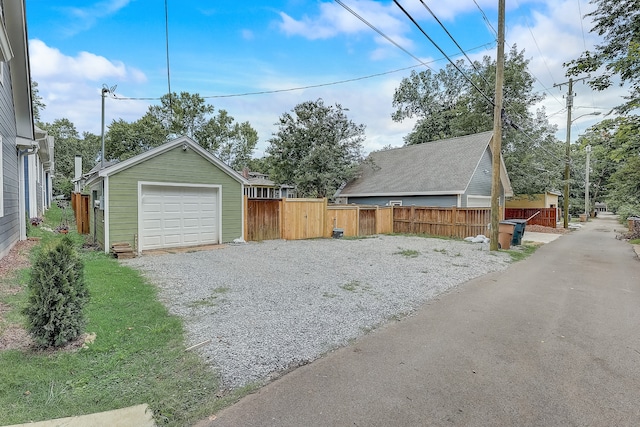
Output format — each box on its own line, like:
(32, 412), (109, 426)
(460, 147), (505, 207)
(0, 60), (20, 259)
(346, 195), (459, 207)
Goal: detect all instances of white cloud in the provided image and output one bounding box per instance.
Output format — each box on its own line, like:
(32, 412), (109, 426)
(29, 39), (149, 133)
(62, 0), (133, 35)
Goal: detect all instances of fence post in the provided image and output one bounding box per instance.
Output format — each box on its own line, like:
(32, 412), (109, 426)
(279, 198), (285, 239)
(410, 205), (415, 234)
(451, 205), (457, 237)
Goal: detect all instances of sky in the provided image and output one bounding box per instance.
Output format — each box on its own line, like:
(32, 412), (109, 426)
(24, 0), (618, 158)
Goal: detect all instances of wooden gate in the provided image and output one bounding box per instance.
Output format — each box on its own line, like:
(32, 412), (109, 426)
(246, 199), (280, 241)
(358, 208), (376, 236)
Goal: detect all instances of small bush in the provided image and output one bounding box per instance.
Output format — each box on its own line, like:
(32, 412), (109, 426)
(23, 237), (89, 348)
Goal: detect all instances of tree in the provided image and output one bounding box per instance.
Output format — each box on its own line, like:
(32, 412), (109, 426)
(392, 46), (543, 144)
(23, 237), (89, 348)
(106, 112), (168, 161)
(108, 92), (258, 168)
(39, 119), (100, 196)
(565, 0), (640, 113)
(576, 117), (640, 218)
(392, 46), (561, 195)
(31, 80), (46, 123)
(266, 99), (366, 198)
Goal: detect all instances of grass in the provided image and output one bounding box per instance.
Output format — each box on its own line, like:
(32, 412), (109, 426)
(394, 248), (420, 258)
(388, 232), (456, 241)
(339, 280), (371, 293)
(187, 286), (229, 308)
(630, 239), (640, 245)
(506, 243), (540, 262)
(0, 206), (255, 426)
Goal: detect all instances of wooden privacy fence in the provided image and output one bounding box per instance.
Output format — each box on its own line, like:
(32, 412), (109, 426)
(504, 208), (557, 228)
(71, 192), (90, 234)
(393, 206), (495, 239)
(244, 197), (393, 241)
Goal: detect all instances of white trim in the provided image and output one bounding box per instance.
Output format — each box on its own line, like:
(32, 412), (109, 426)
(457, 194), (462, 208)
(136, 181), (222, 254)
(103, 177), (110, 253)
(467, 195), (492, 208)
(341, 190), (465, 198)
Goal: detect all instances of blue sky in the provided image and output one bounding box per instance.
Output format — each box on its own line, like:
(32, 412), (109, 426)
(25, 0), (615, 156)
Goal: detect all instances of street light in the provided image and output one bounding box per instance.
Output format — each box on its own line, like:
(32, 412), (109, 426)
(563, 111), (601, 228)
(100, 84), (117, 169)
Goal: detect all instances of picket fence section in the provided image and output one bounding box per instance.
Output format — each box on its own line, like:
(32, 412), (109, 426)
(245, 198), (500, 242)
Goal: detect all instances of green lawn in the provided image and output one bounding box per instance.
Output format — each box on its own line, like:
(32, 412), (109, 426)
(0, 205), (253, 426)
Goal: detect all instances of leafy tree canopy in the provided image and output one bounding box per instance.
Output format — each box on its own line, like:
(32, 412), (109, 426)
(107, 92), (258, 169)
(392, 46), (561, 195)
(565, 0), (640, 113)
(39, 119), (100, 196)
(266, 99), (366, 198)
(577, 117), (640, 217)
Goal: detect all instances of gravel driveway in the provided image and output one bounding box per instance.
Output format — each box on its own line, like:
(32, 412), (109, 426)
(123, 235), (512, 389)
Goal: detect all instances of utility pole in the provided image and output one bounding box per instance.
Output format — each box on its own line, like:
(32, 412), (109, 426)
(585, 144), (591, 217)
(554, 76), (589, 228)
(489, 0), (505, 251)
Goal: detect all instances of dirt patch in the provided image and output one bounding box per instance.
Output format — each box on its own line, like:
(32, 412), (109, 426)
(0, 238), (38, 283)
(0, 324), (33, 351)
(0, 238), (38, 352)
(526, 224), (571, 234)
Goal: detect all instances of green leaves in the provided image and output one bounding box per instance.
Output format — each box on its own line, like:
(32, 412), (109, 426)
(266, 99), (365, 198)
(106, 92), (258, 169)
(23, 237), (89, 348)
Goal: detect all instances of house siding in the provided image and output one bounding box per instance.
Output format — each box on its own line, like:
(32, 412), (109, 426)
(346, 195), (459, 207)
(105, 146), (243, 250)
(0, 60), (20, 259)
(462, 147), (505, 207)
(89, 182), (105, 248)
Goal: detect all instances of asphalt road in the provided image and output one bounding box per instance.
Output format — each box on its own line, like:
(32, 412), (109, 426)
(200, 214), (640, 427)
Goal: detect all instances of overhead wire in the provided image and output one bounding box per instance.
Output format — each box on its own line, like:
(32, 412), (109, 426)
(395, 0), (563, 161)
(392, 0), (496, 107)
(333, 0), (435, 72)
(112, 44), (494, 101)
(472, 0), (498, 39)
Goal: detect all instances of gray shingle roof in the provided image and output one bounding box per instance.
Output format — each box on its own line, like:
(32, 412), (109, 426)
(339, 131), (494, 196)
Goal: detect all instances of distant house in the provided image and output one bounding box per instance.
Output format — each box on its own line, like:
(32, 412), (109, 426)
(335, 131), (513, 208)
(0, 1), (54, 259)
(84, 136), (248, 254)
(241, 169), (296, 199)
(506, 191), (561, 210)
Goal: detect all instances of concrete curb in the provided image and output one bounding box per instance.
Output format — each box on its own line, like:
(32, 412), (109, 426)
(4, 404), (155, 427)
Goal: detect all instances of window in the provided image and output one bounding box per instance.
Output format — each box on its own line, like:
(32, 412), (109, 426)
(389, 200), (402, 206)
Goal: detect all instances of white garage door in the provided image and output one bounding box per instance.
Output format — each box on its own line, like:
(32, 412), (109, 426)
(140, 185), (218, 250)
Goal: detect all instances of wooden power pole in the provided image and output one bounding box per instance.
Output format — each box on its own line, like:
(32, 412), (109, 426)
(490, 0), (506, 251)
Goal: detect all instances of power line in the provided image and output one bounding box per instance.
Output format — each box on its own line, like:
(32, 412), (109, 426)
(418, 0), (493, 90)
(333, 0), (436, 72)
(392, 0), (495, 107)
(472, 0), (498, 38)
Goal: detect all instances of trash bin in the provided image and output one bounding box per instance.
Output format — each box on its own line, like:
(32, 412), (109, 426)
(498, 221), (516, 249)
(509, 219), (527, 246)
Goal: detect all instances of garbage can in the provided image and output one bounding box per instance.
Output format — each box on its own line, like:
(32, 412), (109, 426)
(498, 221), (516, 249)
(509, 219), (527, 246)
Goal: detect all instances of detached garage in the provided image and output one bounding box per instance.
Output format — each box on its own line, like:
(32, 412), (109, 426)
(85, 136), (247, 254)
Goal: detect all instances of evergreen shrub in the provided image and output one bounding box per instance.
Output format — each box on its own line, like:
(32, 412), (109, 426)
(23, 237), (89, 348)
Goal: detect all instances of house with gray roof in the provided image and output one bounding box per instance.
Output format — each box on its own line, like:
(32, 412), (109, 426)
(334, 131), (513, 208)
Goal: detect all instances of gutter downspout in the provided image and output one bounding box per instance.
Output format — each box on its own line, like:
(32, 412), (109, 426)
(18, 144), (38, 241)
